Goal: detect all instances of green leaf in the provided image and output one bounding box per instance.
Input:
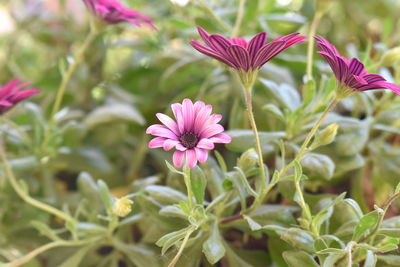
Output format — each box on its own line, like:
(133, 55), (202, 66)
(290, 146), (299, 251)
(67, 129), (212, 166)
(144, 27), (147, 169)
(59, 246), (92, 267)
(282, 251), (319, 267)
(353, 210), (380, 241)
(190, 166), (207, 204)
(364, 250), (377, 267)
(156, 226), (194, 255)
(31, 221), (61, 241)
(165, 160), (183, 175)
(260, 79), (301, 111)
(377, 255), (400, 266)
(378, 228), (400, 238)
(301, 153), (335, 179)
(281, 228), (315, 253)
(84, 103), (145, 129)
(146, 185), (187, 205)
(97, 180), (113, 213)
(263, 104), (285, 121)
(302, 79), (316, 108)
(243, 215), (262, 231)
(203, 224), (225, 264)
(293, 160), (303, 181)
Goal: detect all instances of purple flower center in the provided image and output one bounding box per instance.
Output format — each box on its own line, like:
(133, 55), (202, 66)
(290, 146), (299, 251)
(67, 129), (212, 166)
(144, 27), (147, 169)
(180, 132), (199, 149)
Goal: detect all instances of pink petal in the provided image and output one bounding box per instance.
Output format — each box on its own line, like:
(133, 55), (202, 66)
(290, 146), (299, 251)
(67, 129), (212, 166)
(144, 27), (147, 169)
(193, 100), (205, 114)
(201, 124), (224, 138)
(227, 45), (250, 71)
(171, 103), (185, 134)
(209, 133), (232, 144)
(195, 148), (208, 163)
(186, 149), (198, 168)
(182, 99), (195, 132)
(163, 139), (179, 151)
(190, 40), (237, 68)
(148, 137), (166, 148)
(194, 105), (212, 133)
(197, 26), (213, 47)
(232, 37), (248, 48)
(253, 41), (286, 68)
(208, 34), (232, 58)
(349, 58), (365, 76)
(209, 114), (222, 124)
(176, 143), (187, 151)
(173, 151), (185, 168)
(147, 125), (178, 140)
(0, 100), (13, 107)
(156, 113), (179, 135)
(196, 138), (215, 150)
(247, 32), (267, 60)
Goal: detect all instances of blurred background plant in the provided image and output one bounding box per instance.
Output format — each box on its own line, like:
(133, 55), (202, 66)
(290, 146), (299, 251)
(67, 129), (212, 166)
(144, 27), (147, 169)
(1, 0), (400, 266)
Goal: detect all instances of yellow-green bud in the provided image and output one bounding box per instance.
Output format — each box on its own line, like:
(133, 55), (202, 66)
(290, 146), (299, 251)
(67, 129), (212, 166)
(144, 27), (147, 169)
(112, 197), (133, 217)
(318, 123), (339, 146)
(238, 148), (258, 171)
(380, 47), (400, 67)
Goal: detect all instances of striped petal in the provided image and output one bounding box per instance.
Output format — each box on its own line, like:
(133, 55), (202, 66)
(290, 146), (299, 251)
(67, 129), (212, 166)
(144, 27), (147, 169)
(248, 32), (267, 60)
(253, 41), (286, 68)
(196, 138), (215, 150)
(148, 137), (166, 148)
(163, 139), (179, 151)
(195, 148), (208, 163)
(190, 40), (237, 67)
(227, 45), (250, 71)
(156, 113), (179, 135)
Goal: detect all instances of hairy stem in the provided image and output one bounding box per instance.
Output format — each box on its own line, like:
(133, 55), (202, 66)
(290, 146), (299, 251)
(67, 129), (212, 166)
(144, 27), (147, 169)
(7, 240), (94, 267)
(244, 83), (266, 192)
(167, 229), (193, 267)
(0, 137), (74, 223)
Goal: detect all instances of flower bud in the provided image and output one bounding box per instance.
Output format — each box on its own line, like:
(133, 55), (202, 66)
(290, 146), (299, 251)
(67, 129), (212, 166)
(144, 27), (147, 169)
(112, 197), (133, 217)
(380, 47), (400, 67)
(238, 148), (258, 171)
(318, 123), (339, 146)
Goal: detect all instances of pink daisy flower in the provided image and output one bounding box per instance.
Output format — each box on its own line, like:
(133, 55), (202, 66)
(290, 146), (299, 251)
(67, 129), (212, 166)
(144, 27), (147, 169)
(146, 99), (231, 168)
(315, 36), (400, 96)
(190, 27), (306, 72)
(0, 79), (40, 115)
(83, 0), (154, 28)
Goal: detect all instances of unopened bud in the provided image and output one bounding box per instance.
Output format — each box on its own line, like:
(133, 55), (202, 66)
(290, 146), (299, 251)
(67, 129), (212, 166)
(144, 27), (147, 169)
(318, 123), (339, 146)
(238, 148), (258, 171)
(380, 47), (400, 67)
(112, 197), (133, 217)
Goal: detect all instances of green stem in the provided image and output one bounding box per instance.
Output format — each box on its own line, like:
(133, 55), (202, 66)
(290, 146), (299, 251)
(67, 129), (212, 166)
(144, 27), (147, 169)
(244, 83), (266, 192)
(198, 0), (231, 32)
(231, 0), (246, 37)
(0, 138), (74, 223)
(306, 12), (322, 81)
(167, 229), (194, 267)
(248, 97), (338, 214)
(184, 165), (194, 210)
(7, 239), (94, 267)
(50, 27), (98, 119)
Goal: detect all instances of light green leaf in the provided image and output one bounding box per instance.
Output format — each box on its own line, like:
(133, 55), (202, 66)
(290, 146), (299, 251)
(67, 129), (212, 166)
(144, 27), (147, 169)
(59, 246), (92, 267)
(190, 166), (207, 204)
(203, 224), (225, 264)
(301, 153), (335, 179)
(282, 251), (319, 267)
(353, 210), (380, 241)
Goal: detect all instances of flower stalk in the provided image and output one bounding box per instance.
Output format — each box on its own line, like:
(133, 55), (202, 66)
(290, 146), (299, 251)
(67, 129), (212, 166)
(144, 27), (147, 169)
(243, 78), (266, 193)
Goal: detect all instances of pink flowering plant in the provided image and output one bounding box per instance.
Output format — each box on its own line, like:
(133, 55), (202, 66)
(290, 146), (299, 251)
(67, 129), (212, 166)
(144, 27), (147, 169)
(1, 1), (400, 267)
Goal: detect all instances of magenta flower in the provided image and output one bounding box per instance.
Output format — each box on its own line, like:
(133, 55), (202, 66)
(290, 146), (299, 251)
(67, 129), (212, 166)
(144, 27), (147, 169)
(0, 79), (40, 115)
(146, 99), (231, 168)
(315, 36), (400, 96)
(190, 27), (306, 72)
(83, 0), (154, 28)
